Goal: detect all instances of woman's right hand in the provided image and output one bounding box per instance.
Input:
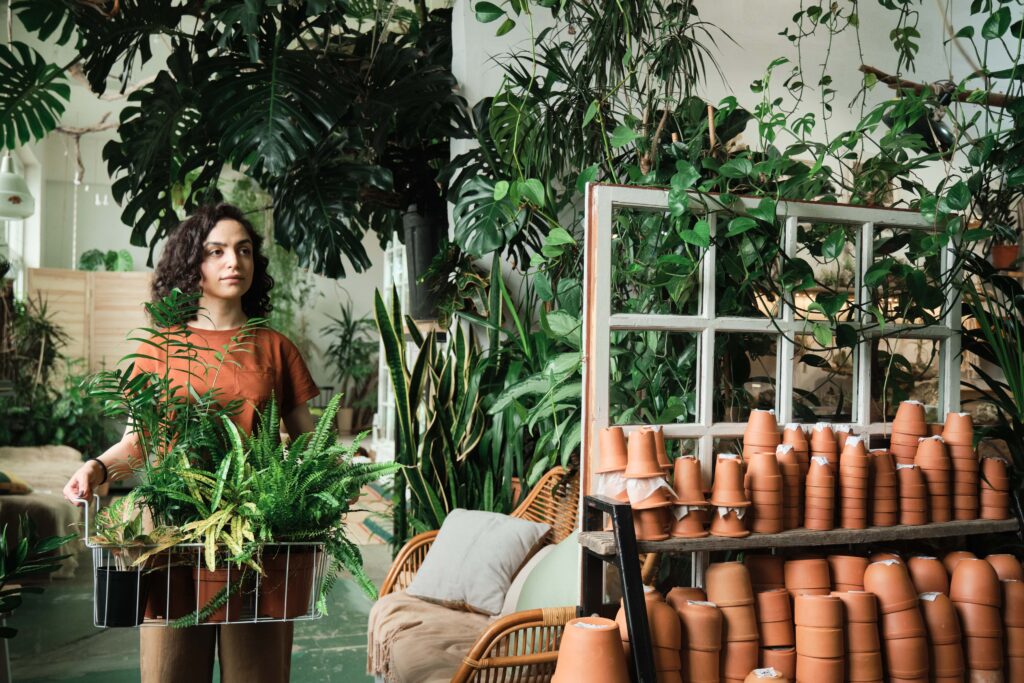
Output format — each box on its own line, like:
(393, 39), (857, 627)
(63, 460), (103, 505)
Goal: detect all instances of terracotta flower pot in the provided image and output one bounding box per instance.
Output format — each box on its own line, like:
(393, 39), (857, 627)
(761, 646), (796, 681)
(1004, 580), (1024, 627)
(721, 639), (759, 680)
(919, 591), (961, 643)
(1006, 624), (1024, 656)
(598, 427), (629, 473)
(784, 559), (831, 596)
(980, 458), (1010, 490)
(710, 507), (750, 538)
(145, 563), (196, 621)
(950, 558), (1002, 608)
(633, 507), (670, 541)
(652, 426), (672, 471)
(831, 590), (877, 622)
(964, 635), (1003, 671)
(825, 555), (868, 590)
(552, 616), (630, 683)
(795, 625), (844, 658)
(990, 242), (1020, 270)
(667, 586), (707, 610)
(676, 599), (722, 652)
(954, 600), (1003, 637)
(683, 648), (720, 683)
(760, 619), (795, 648)
(192, 566), (248, 623)
(624, 428), (665, 478)
(906, 556), (949, 595)
(633, 486), (677, 510)
(979, 503), (1011, 520)
(783, 424), (807, 445)
(672, 457), (707, 504)
(746, 554), (786, 591)
(615, 587), (681, 650)
(671, 505), (709, 538)
(706, 562), (755, 607)
(864, 560), (919, 613)
(983, 554), (1023, 582)
(843, 620), (881, 654)
(895, 400), (927, 424)
(846, 651), (884, 681)
(743, 667), (786, 682)
(720, 604), (760, 641)
(793, 594), (843, 628)
(711, 456), (752, 508)
(756, 588), (793, 623)
(880, 606), (928, 639)
(746, 409), (780, 435)
(795, 653), (844, 682)
(259, 548), (318, 619)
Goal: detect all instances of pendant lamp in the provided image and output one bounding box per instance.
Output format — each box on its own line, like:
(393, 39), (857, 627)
(0, 155), (35, 220)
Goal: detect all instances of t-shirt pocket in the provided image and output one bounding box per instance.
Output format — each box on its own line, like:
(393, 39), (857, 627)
(232, 367), (275, 408)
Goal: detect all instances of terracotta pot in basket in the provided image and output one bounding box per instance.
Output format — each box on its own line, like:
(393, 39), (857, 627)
(260, 547), (318, 619)
(144, 555), (196, 621)
(551, 617), (630, 683)
(192, 565), (249, 624)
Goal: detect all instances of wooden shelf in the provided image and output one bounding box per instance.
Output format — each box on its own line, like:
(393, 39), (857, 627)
(579, 518), (1019, 556)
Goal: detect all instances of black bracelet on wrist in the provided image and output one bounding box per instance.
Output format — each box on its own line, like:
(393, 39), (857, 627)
(90, 457), (109, 485)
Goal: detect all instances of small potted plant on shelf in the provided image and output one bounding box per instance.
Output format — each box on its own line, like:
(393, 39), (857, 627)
(990, 222), (1021, 271)
(322, 300), (378, 435)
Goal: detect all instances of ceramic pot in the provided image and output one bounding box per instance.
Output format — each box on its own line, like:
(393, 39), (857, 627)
(954, 601), (1003, 637)
(806, 458), (835, 486)
(785, 559), (831, 596)
(906, 556), (949, 595)
(743, 667), (786, 682)
(746, 554), (786, 591)
(1004, 580), (1024, 626)
(633, 507), (670, 541)
(760, 619), (795, 648)
(191, 566), (247, 624)
(900, 511), (929, 526)
(683, 648), (720, 683)
(653, 644), (682, 671)
(794, 594), (843, 628)
(746, 409), (780, 435)
(895, 400), (927, 424)
(864, 561), (920, 613)
(984, 554), (1024, 582)
(980, 458), (1010, 490)
(144, 562), (195, 621)
(667, 587), (706, 611)
(1006, 624), (1024, 656)
(795, 653), (844, 682)
(949, 445), (978, 460)
(711, 457), (752, 508)
(551, 617), (630, 683)
(964, 635), (1003, 671)
(615, 588), (681, 650)
(846, 651), (884, 681)
(598, 427), (630, 473)
(633, 487), (677, 510)
(831, 590), (877, 622)
(783, 424), (807, 445)
(260, 548), (318, 619)
(672, 457), (707, 504)
(979, 504), (1011, 520)
(880, 606), (927, 639)
(843, 620), (881, 653)
(721, 639), (759, 681)
(625, 428), (665, 478)
(950, 558), (1002, 608)
(919, 591), (961, 642)
(756, 588), (792, 623)
(930, 641), (965, 677)
(761, 646), (796, 681)
(810, 423), (836, 448)
(720, 604), (760, 641)
(883, 634), (930, 678)
(670, 506), (709, 538)
(710, 507), (750, 538)
(676, 599), (722, 652)
(652, 426), (672, 471)
(706, 562), (755, 607)
(944, 411), (974, 434)
(795, 625), (843, 658)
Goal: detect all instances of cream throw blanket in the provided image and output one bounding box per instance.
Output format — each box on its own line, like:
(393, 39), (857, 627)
(367, 590), (492, 683)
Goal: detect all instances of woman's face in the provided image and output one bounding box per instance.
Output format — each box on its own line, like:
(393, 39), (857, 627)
(199, 219), (254, 302)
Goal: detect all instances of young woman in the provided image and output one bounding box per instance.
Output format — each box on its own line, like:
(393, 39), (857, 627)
(62, 203), (320, 683)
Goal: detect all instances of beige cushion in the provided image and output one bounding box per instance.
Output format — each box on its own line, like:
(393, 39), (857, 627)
(407, 509), (550, 615)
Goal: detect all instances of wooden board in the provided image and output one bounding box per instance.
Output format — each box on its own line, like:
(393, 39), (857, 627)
(579, 518), (1019, 556)
(27, 268), (89, 362)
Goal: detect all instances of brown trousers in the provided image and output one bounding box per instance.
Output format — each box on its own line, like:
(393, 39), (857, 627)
(139, 622), (293, 683)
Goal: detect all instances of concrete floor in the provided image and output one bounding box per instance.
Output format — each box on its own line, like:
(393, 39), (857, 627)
(7, 544), (392, 682)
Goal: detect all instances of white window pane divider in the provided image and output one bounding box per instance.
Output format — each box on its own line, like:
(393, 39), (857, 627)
(580, 183), (962, 590)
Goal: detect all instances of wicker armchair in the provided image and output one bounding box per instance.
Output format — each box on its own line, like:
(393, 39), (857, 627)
(378, 467), (580, 683)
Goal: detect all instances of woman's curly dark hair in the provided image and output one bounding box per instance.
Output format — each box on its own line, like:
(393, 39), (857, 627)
(151, 204), (274, 320)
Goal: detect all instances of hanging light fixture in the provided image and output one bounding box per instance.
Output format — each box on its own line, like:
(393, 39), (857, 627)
(0, 154), (35, 220)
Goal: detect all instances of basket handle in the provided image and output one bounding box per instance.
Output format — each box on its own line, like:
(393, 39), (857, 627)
(73, 495), (101, 545)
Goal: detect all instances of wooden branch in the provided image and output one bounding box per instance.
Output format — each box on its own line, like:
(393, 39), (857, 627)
(860, 64), (1012, 108)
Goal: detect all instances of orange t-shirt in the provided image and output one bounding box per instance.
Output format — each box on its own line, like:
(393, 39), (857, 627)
(131, 325), (320, 435)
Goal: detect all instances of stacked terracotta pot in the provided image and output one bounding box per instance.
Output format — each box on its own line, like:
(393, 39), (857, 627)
(832, 591), (883, 683)
(834, 424), (852, 451)
(1003, 579), (1024, 683)
(551, 616), (630, 683)
(950, 558), (1004, 679)
(744, 667), (788, 683)
(793, 594), (844, 683)
(667, 586), (707, 609)
(980, 457), (1011, 520)
(918, 591), (964, 683)
(674, 599), (722, 683)
(706, 562), (759, 683)
(838, 436), (870, 529)
(776, 444), (803, 530)
(890, 400), (928, 466)
(710, 455), (751, 538)
(943, 550), (976, 575)
(870, 449), (899, 527)
(986, 553), (1024, 581)
(761, 647), (797, 682)
(670, 457), (709, 538)
(783, 424), (810, 494)
(915, 436), (952, 522)
(597, 427), (630, 531)
(897, 464), (928, 525)
(744, 411), (784, 535)
(810, 424), (838, 472)
(625, 429), (674, 541)
(827, 554), (868, 592)
(804, 457), (835, 531)
(746, 554), (786, 592)
(943, 412), (979, 520)
(907, 556), (949, 595)
(863, 560), (929, 683)
(615, 587), (683, 682)
(784, 558), (831, 597)
(756, 588), (795, 663)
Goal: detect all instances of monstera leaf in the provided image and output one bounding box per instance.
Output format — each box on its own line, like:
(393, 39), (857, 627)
(12, 0), (80, 46)
(452, 176), (523, 257)
(0, 42), (70, 149)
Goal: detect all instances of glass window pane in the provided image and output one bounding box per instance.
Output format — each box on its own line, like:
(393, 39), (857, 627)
(869, 336), (942, 422)
(715, 212), (781, 319)
(609, 330), (699, 425)
(792, 222), (858, 322)
(869, 226), (946, 327)
(611, 207), (702, 316)
(792, 334), (854, 422)
(713, 332), (778, 421)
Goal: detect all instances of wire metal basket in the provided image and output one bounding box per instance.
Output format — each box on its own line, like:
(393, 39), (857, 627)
(77, 497), (329, 628)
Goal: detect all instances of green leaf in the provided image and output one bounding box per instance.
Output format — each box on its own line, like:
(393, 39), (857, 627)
(474, 1), (504, 23)
(1007, 166), (1024, 188)
(863, 258), (894, 286)
(493, 180), (510, 200)
(944, 181), (971, 212)
(718, 158), (753, 179)
(520, 178), (545, 206)
(576, 164), (599, 194)
(680, 219), (711, 248)
(534, 271), (554, 301)
(671, 161), (700, 191)
(609, 125), (637, 148)
(545, 227), (575, 247)
(726, 216), (758, 237)
(495, 17), (515, 36)
(582, 100), (599, 127)
(544, 310), (580, 339)
(982, 7), (1010, 39)
(453, 176), (522, 257)
(812, 323), (833, 348)
(0, 42), (70, 149)
(822, 229), (846, 260)
(747, 197), (777, 223)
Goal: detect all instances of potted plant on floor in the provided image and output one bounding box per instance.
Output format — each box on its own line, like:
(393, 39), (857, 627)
(322, 300), (378, 435)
